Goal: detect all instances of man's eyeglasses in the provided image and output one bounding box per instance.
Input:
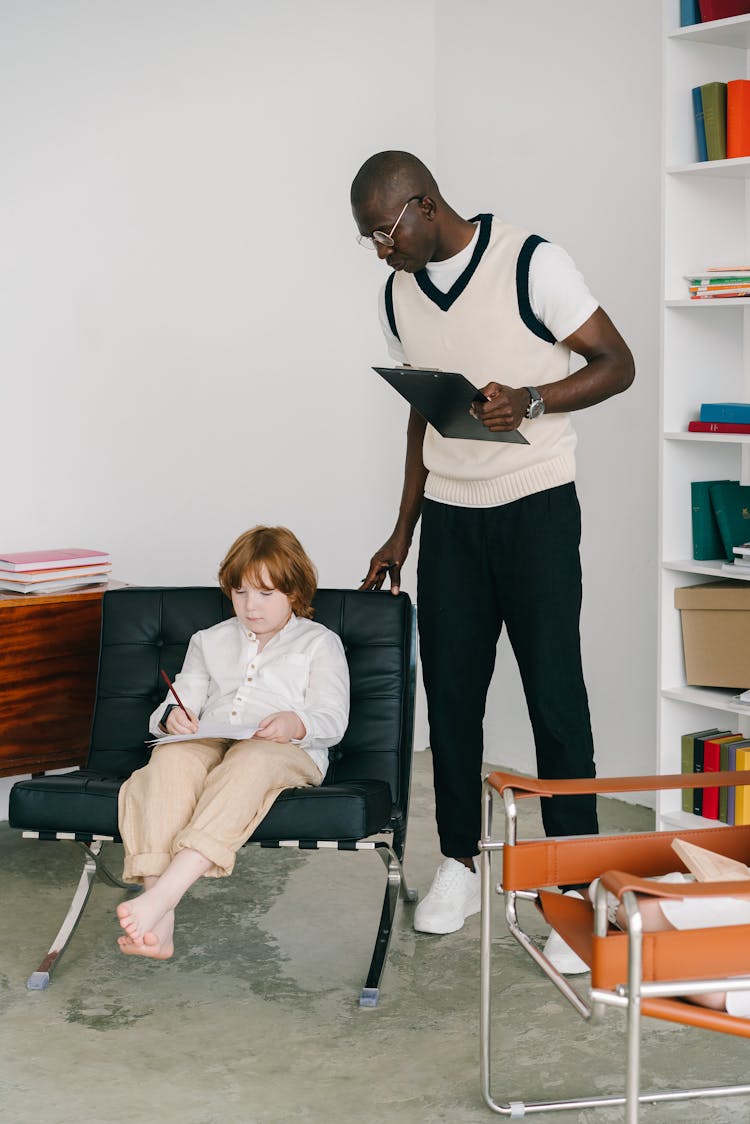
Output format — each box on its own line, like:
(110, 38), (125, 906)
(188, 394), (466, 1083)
(357, 195), (422, 250)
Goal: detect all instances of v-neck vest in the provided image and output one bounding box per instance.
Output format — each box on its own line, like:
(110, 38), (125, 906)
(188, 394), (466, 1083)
(388, 214), (577, 507)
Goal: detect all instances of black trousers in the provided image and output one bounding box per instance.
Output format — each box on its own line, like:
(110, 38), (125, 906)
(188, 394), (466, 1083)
(417, 484), (598, 858)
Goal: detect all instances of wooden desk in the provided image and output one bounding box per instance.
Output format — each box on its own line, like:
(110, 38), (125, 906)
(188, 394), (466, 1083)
(0, 582), (120, 777)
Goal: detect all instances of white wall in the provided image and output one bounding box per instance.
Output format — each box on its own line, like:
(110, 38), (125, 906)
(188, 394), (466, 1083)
(0, 0), (436, 817)
(0, 0), (661, 818)
(434, 0), (662, 790)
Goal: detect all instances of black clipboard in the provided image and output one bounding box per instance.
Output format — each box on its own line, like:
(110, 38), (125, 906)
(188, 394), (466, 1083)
(373, 366), (529, 445)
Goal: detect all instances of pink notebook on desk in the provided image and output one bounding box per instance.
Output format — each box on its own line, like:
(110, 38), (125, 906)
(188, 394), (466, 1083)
(0, 548), (111, 572)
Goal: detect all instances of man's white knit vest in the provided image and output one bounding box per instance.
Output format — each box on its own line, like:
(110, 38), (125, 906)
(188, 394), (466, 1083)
(387, 214), (577, 507)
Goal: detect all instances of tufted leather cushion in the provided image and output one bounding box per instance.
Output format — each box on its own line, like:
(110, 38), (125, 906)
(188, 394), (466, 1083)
(9, 587), (414, 844)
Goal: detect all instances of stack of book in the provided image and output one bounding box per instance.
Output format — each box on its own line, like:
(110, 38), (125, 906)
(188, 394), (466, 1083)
(692, 78), (750, 161)
(689, 401), (750, 432)
(684, 268), (750, 300)
(0, 548), (112, 594)
(681, 727), (750, 824)
(691, 475), (750, 564)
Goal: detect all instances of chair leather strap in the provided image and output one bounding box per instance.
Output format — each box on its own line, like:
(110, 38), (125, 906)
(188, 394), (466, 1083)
(488, 769), (750, 799)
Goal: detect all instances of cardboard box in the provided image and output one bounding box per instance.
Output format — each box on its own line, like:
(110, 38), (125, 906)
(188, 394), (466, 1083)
(675, 581), (750, 688)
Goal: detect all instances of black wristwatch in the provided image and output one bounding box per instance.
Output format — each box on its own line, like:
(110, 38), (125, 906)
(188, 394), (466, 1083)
(159, 703), (177, 732)
(524, 386), (545, 420)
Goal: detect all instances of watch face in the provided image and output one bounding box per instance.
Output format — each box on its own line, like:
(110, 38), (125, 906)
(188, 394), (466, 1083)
(528, 398), (545, 419)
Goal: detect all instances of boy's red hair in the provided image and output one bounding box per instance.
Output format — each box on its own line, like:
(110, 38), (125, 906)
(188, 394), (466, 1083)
(218, 526), (318, 619)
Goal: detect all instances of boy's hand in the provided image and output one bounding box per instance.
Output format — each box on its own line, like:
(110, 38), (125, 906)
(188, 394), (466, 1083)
(165, 707), (200, 736)
(255, 711), (306, 743)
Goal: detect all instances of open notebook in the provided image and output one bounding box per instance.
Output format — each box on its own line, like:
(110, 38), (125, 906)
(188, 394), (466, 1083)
(148, 721), (259, 746)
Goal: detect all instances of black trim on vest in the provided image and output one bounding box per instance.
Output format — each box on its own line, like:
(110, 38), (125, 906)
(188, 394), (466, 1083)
(384, 273), (400, 341)
(516, 235), (556, 344)
(413, 213), (493, 312)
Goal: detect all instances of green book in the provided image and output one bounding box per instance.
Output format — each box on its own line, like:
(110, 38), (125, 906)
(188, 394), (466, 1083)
(692, 480), (735, 560)
(708, 481), (750, 561)
(701, 82), (727, 161)
(681, 727), (719, 813)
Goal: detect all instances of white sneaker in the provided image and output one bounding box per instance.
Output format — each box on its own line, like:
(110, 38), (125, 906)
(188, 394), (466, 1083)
(413, 858), (481, 934)
(588, 878), (622, 927)
(542, 890), (589, 974)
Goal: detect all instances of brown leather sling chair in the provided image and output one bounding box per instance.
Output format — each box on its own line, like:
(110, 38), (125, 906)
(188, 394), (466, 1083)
(479, 769), (750, 1122)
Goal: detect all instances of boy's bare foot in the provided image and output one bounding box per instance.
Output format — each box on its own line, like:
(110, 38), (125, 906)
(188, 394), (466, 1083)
(117, 911), (174, 959)
(116, 886), (173, 944)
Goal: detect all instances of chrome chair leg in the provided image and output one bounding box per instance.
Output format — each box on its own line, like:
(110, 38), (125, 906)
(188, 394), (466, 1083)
(359, 843), (416, 1008)
(26, 841), (103, 990)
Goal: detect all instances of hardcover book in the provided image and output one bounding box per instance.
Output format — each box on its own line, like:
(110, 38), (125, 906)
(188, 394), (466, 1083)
(700, 402), (750, 423)
(698, 0), (750, 19)
(689, 422), (750, 433)
(0, 548), (111, 573)
(700, 82), (727, 161)
(693, 729), (732, 815)
(703, 733), (743, 820)
(728, 79), (750, 159)
(0, 574), (109, 595)
(682, 0), (702, 22)
(708, 481), (750, 561)
(734, 747), (750, 826)
(691, 479), (735, 559)
(727, 740), (750, 824)
(692, 86), (708, 161)
(681, 727), (719, 812)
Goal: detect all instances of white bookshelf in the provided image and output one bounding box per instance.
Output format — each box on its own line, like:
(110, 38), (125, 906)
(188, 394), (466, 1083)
(659, 3), (750, 829)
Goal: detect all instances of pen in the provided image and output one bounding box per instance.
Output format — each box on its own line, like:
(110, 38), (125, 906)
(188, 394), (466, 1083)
(160, 669), (193, 724)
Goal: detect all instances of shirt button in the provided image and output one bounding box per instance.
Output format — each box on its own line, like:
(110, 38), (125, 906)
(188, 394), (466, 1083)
(231, 710), (237, 716)
(247, 677), (253, 683)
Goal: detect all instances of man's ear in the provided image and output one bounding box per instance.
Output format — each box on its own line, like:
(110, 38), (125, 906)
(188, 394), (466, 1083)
(418, 196), (437, 221)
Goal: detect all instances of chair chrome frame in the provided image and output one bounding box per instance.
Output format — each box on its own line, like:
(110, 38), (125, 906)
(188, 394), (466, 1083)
(11, 589), (419, 1008)
(23, 828), (417, 1004)
(479, 773), (750, 1121)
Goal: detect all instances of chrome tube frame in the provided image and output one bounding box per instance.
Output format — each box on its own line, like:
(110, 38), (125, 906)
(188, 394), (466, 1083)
(25, 838), (131, 990)
(478, 779), (750, 1119)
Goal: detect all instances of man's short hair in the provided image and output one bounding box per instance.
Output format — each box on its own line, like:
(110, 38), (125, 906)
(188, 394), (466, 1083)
(350, 150), (438, 208)
(218, 526), (317, 619)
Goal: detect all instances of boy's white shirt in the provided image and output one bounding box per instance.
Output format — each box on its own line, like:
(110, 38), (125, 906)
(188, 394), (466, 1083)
(148, 614), (350, 777)
(378, 230), (598, 363)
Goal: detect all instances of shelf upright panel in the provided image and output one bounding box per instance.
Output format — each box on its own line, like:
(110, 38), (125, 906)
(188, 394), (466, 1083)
(658, 3), (750, 827)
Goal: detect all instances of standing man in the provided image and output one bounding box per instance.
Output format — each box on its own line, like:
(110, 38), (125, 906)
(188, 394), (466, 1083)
(351, 151), (634, 937)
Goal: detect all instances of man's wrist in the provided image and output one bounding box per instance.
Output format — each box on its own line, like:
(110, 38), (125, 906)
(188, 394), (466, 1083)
(523, 386), (545, 420)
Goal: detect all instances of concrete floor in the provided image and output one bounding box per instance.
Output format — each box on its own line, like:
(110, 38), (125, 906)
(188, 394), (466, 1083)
(0, 751), (748, 1124)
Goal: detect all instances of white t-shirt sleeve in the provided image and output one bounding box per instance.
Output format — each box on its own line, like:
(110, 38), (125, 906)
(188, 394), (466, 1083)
(378, 283), (406, 364)
(528, 242), (599, 343)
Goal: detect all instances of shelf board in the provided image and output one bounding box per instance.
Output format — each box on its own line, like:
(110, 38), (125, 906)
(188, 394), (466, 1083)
(662, 558), (750, 579)
(667, 155), (750, 177)
(662, 685), (750, 715)
(664, 430), (750, 443)
(665, 298), (750, 307)
(658, 810), (726, 832)
(669, 13), (750, 48)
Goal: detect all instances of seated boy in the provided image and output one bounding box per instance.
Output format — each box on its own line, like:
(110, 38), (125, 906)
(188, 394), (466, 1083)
(115, 525), (350, 959)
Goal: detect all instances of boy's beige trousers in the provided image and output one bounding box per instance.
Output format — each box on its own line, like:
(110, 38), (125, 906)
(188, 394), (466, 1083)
(118, 737), (323, 883)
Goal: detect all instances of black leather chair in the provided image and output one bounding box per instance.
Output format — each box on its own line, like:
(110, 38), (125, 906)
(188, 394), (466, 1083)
(9, 586), (417, 1006)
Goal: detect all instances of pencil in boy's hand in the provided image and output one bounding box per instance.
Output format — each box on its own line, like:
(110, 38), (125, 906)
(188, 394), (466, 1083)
(160, 669), (194, 724)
